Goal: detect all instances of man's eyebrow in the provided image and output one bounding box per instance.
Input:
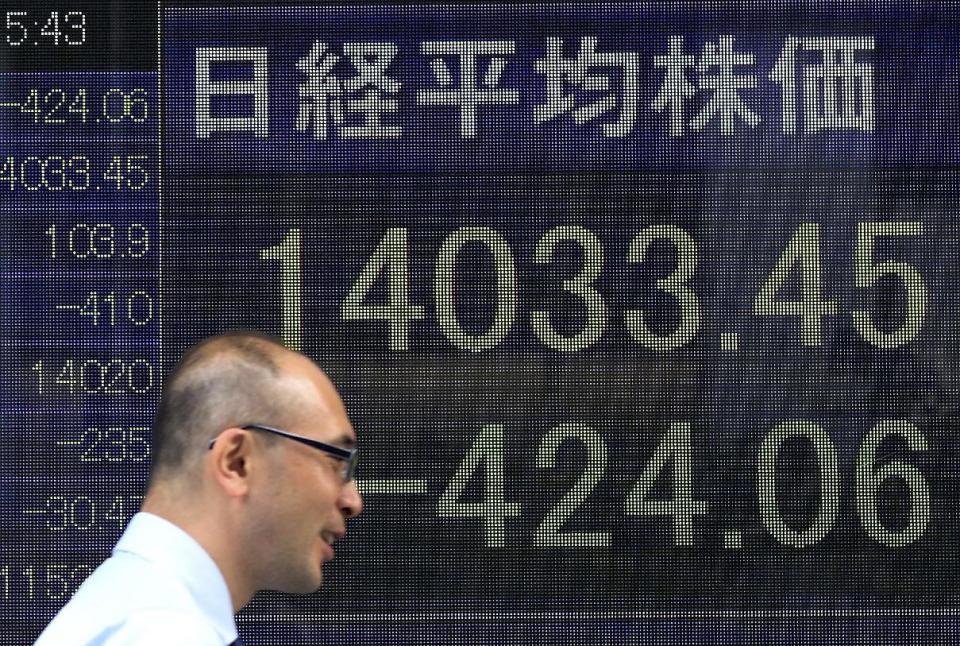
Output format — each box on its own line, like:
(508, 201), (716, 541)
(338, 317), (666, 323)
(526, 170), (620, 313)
(337, 433), (357, 449)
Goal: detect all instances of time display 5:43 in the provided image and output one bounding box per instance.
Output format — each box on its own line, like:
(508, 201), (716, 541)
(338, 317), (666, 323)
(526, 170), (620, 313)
(5, 11), (85, 47)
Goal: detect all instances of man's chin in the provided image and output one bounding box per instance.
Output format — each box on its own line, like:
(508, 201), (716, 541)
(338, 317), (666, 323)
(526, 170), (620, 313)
(276, 562), (324, 595)
(283, 575), (323, 595)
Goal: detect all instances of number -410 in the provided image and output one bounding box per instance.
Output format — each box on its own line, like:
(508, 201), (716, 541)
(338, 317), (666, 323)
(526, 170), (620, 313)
(260, 222), (926, 352)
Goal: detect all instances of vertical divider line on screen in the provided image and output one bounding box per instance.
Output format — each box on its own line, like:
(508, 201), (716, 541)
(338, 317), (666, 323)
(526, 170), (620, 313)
(156, 0), (164, 410)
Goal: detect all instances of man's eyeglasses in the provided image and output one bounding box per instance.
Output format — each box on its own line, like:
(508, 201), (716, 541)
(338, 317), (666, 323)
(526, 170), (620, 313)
(208, 423), (358, 482)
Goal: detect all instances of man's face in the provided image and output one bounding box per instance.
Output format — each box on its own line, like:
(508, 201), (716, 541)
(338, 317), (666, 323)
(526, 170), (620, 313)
(250, 355), (364, 594)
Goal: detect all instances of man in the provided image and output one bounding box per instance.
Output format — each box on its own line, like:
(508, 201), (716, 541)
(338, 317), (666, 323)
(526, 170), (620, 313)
(36, 332), (364, 645)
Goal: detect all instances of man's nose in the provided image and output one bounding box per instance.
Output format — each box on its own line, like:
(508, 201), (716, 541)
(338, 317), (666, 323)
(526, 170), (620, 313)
(339, 480), (364, 518)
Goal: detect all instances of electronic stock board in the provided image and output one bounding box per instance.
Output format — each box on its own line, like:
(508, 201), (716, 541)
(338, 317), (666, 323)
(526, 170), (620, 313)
(3, 2), (960, 643)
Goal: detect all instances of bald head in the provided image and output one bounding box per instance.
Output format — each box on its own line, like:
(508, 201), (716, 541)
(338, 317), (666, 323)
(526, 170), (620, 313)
(148, 332), (313, 486)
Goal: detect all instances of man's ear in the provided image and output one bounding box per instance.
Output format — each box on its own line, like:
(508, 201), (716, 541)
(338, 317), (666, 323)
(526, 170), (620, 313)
(208, 427), (253, 497)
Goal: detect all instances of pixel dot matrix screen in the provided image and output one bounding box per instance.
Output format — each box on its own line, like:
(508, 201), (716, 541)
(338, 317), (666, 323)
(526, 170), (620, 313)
(3, 1), (960, 644)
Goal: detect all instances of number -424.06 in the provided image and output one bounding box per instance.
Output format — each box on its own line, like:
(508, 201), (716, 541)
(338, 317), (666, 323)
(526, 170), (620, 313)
(436, 420), (928, 550)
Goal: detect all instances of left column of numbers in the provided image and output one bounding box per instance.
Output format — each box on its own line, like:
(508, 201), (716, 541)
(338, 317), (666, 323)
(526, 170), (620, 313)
(0, 4), (159, 641)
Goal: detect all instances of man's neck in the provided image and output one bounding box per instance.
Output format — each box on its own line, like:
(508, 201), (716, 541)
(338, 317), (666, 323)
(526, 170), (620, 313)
(141, 492), (255, 612)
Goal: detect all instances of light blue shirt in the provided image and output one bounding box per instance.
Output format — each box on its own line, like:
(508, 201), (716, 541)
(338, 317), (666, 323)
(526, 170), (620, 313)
(35, 512), (239, 645)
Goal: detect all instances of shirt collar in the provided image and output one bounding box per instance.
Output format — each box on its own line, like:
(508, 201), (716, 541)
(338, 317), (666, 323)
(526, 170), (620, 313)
(114, 512), (238, 643)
